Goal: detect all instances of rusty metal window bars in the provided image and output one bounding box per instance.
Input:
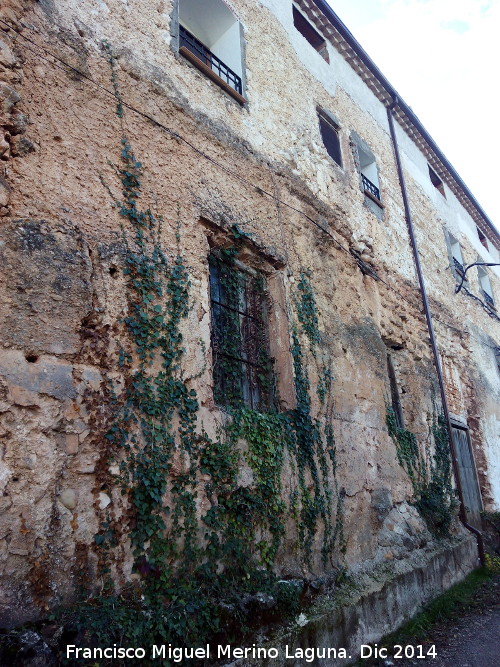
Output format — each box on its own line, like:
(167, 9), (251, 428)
(209, 253), (274, 411)
(179, 25), (243, 95)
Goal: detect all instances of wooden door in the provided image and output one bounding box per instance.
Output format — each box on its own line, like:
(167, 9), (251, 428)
(452, 426), (483, 528)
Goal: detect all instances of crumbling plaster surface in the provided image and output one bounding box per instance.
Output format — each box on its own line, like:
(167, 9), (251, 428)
(0, 0), (494, 627)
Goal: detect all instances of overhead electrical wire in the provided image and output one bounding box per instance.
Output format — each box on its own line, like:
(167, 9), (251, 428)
(0, 17), (481, 336)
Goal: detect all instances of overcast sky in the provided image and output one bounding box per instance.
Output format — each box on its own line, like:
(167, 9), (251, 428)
(325, 0), (499, 227)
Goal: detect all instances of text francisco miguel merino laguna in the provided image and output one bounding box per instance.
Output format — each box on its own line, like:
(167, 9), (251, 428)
(66, 643), (356, 662)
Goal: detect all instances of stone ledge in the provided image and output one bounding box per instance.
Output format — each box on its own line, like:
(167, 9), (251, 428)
(227, 535), (478, 666)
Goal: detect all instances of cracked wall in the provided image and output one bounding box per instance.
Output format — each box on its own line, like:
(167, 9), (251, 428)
(0, 0), (497, 627)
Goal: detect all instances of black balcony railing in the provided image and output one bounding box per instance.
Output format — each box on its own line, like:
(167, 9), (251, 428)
(483, 290), (495, 308)
(453, 256), (466, 278)
(361, 173), (381, 201)
(179, 25), (242, 95)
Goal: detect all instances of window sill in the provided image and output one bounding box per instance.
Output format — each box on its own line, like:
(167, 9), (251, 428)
(364, 189), (384, 208)
(179, 46), (247, 106)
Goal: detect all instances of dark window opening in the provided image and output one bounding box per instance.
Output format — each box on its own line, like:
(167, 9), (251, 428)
(387, 353), (404, 429)
(319, 113), (342, 167)
(477, 227), (489, 251)
(209, 252), (275, 411)
(429, 165), (446, 197)
(293, 6), (329, 62)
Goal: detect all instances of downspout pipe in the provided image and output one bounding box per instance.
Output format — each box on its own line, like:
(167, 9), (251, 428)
(313, 0), (499, 242)
(386, 98), (485, 567)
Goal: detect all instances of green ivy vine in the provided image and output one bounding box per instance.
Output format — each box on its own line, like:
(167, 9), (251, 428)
(296, 270), (320, 351)
(61, 47), (346, 659)
(387, 406), (456, 535)
(416, 413), (457, 536)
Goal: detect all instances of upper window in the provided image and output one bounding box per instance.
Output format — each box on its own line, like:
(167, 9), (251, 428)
(209, 251), (274, 411)
(478, 266), (495, 309)
(178, 0), (245, 103)
(293, 5), (329, 62)
(318, 110), (342, 167)
(477, 226), (489, 251)
(448, 233), (466, 279)
(428, 165), (446, 197)
(359, 148), (380, 201)
(351, 133), (383, 215)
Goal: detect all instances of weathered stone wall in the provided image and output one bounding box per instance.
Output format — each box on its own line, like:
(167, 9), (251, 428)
(232, 535), (478, 667)
(0, 0), (495, 634)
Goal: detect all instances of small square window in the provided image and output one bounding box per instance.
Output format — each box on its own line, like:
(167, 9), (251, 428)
(209, 251), (275, 411)
(429, 165), (446, 197)
(293, 5), (329, 62)
(318, 112), (342, 167)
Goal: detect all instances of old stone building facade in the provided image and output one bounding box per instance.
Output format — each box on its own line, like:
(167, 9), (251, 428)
(0, 0), (499, 658)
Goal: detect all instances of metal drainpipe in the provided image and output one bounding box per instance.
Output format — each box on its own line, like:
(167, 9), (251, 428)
(386, 98), (485, 566)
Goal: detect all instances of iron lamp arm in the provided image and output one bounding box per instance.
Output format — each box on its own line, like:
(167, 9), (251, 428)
(455, 262), (500, 294)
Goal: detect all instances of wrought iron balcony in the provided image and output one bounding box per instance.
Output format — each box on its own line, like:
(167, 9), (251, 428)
(482, 290), (495, 309)
(453, 256), (466, 278)
(361, 173), (381, 201)
(179, 25), (243, 96)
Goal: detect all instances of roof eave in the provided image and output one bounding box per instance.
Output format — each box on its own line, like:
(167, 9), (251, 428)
(308, 0), (499, 247)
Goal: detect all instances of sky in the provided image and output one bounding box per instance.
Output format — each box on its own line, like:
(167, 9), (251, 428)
(325, 0), (500, 227)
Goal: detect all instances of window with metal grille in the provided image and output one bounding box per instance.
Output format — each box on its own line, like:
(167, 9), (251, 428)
(178, 0), (245, 102)
(448, 233), (466, 280)
(351, 134), (381, 203)
(209, 252), (274, 411)
(318, 111), (342, 167)
(478, 266), (495, 308)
